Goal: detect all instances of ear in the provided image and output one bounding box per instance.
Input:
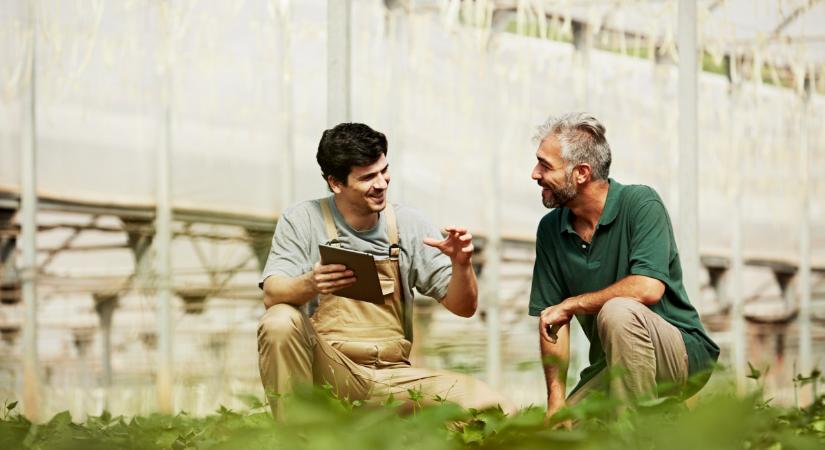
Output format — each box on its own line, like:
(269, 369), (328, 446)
(574, 164), (592, 184)
(327, 175), (344, 194)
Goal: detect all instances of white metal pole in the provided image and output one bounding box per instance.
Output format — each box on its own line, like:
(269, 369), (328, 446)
(327, 0), (351, 127)
(485, 133), (502, 390)
(729, 83), (747, 390)
(21, 0), (40, 421)
(677, 0), (700, 310)
(798, 89), (812, 383)
(156, 0), (174, 413)
(279, 1), (294, 209)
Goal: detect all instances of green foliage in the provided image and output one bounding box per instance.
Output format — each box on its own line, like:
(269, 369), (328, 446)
(2, 375), (825, 450)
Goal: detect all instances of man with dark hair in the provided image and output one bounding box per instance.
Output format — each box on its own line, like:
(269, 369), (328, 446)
(528, 113), (719, 420)
(257, 123), (513, 418)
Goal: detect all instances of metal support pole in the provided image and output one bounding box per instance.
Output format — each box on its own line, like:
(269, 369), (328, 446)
(327, 0), (351, 126)
(798, 84), (812, 386)
(93, 294), (118, 388)
(728, 82), (747, 390)
(279, 1), (294, 209)
(677, 0), (700, 310)
(21, 0), (41, 421)
(156, 1), (174, 413)
(485, 140), (502, 390)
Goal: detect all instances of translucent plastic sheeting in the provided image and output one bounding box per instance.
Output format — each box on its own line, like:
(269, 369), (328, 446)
(0, 0), (823, 261)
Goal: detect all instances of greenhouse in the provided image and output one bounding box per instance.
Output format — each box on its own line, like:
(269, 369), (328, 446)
(0, 0), (824, 447)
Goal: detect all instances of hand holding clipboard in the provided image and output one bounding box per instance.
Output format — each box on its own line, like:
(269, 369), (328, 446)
(317, 244), (384, 303)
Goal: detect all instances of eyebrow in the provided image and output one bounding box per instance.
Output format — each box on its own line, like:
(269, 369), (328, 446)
(536, 155), (553, 167)
(358, 163), (389, 180)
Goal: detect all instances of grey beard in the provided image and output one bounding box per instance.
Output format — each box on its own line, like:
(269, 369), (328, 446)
(542, 182), (577, 209)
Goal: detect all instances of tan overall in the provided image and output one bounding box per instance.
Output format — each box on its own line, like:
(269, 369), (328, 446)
(257, 199), (514, 418)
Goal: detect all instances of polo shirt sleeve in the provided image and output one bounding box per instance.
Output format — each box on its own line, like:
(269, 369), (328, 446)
(258, 210), (312, 289)
(628, 199), (673, 282)
(528, 220), (566, 316)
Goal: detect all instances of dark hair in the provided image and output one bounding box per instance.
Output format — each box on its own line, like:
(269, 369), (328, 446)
(316, 123), (388, 185)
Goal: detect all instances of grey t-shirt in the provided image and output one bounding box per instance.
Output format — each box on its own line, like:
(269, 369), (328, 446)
(258, 196), (452, 336)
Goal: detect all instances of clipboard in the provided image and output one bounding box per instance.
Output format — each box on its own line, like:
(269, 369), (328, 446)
(318, 244), (384, 303)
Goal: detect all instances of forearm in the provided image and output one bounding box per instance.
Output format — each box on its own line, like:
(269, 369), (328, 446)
(262, 273), (316, 309)
(564, 275), (664, 315)
(540, 322), (570, 408)
(440, 261), (478, 318)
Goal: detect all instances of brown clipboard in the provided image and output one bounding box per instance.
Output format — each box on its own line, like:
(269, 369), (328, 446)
(318, 244), (384, 303)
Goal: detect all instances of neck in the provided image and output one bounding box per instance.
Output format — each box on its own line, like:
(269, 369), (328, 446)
(333, 195), (379, 231)
(567, 179), (610, 229)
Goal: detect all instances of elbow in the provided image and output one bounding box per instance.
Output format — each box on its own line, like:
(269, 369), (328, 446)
(640, 279), (665, 305)
(261, 277), (279, 309)
(445, 295), (476, 318)
(263, 292), (277, 309)
(460, 302), (477, 318)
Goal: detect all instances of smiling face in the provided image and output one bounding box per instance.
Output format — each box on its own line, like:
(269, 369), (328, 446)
(328, 153), (391, 215)
(531, 134), (577, 209)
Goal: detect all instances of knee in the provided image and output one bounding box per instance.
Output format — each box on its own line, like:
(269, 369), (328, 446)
(258, 303), (305, 346)
(596, 297), (646, 337)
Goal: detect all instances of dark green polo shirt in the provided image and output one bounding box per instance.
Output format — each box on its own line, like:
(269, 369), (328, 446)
(528, 179), (719, 394)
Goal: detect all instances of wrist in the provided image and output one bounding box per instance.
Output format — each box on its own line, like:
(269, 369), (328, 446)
(560, 297), (575, 316)
(302, 271), (318, 294)
(451, 256), (473, 268)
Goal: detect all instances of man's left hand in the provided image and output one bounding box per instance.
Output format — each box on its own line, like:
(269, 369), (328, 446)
(539, 300), (575, 342)
(423, 227), (474, 266)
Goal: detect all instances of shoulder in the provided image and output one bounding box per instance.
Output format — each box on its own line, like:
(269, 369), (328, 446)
(280, 198), (324, 225)
(618, 184), (664, 209)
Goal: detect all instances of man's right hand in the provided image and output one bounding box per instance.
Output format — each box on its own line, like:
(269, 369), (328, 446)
(309, 262), (356, 295)
(545, 399), (572, 429)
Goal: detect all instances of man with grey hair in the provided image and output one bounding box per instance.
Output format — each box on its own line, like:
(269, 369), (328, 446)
(528, 113), (718, 421)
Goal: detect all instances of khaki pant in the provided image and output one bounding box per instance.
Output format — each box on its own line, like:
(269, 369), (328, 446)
(258, 303), (515, 418)
(567, 297), (689, 406)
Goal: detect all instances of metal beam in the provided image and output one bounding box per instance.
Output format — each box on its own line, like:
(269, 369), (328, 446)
(0, 191), (277, 233)
(677, 0), (700, 311)
(327, 0), (351, 126)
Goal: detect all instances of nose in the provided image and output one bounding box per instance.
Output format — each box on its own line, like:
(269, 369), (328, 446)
(531, 164), (541, 181)
(374, 172), (389, 189)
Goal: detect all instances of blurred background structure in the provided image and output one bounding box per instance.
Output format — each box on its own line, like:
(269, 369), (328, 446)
(1, 0), (824, 420)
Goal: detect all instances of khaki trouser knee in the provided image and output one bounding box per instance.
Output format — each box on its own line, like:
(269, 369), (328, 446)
(568, 297), (689, 406)
(257, 304), (514, 418)
(257, 304), (372, 418)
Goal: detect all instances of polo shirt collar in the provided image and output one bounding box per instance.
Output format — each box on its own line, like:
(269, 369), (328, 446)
(598, 178), (623, 226)
(558, 178), (623, 234)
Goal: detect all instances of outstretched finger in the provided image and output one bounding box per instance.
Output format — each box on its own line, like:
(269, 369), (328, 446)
(423, 237), (444, 248)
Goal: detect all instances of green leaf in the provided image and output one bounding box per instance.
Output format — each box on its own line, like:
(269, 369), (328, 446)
(6, 401), (17, 411)
(747, 361), (762, 380)
(235, 393), (265, 410)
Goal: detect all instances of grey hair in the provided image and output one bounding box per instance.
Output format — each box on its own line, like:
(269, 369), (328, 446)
(533, 112), (612, 181)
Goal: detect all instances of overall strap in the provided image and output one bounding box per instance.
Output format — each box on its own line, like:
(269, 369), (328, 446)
(319, 197), (339, 242)
(384, 203), (400, 257)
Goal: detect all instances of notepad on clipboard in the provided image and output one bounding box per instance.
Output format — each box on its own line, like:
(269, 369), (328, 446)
(318, 244), (384, 303)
